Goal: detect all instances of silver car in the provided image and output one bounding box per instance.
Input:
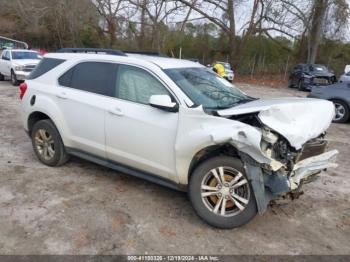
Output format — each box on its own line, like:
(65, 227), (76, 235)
(308, 82), (350, 123)
(339, 65), (350, 83)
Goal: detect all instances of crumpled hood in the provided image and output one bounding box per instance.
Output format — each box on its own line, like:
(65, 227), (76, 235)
(308, 72), (334, 78)
(217, 97), (335, 149)
(12, 59), (40, 66)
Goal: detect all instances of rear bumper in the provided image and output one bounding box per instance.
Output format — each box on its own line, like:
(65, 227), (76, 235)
(289, 150), (338, 190)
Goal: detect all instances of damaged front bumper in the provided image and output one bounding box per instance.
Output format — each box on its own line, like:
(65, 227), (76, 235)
(289, 149), (338, 190)
(242, 149), (338, 214)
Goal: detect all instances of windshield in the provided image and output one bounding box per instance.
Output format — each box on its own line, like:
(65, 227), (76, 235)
(11, 51), (41, 60)
(164, 67), (253, 109)
(309, 65), (329, 72)
(220, 63), (231, 70)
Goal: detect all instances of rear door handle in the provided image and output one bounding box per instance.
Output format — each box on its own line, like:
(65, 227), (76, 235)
(108, 107), (124, 116)
(56, 92), (68, 99)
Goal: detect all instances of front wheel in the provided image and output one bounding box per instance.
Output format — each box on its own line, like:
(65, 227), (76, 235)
(287, 78), (294, 88)
(189, 156), (257, 229)
(297, 79), (304, 91)
(11, 70), (20, 86)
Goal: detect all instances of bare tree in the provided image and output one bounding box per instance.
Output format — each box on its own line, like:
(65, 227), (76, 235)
(94, 0), (129, 47)
(258, 0), (349, 63)
(177, 0), (237, 65)
(129, 0), (185, 51)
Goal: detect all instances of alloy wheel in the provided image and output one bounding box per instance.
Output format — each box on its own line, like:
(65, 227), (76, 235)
(34, 128), (55, 160)
(334, 102), (346, 121)
(201, 166), (250, 217)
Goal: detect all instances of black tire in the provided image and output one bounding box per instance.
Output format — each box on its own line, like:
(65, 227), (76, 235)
(288, 78), (294, 88)
(11, 70), (20, 86)
(189, 156), (257, 229)
(31, 119), (70, 166)
(297, 79), (304, 91)
(0, 72), (4, 81)
(332, 99), (350, 123)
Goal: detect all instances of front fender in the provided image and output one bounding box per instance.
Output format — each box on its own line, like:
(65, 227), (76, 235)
(175, 106), (281, 185)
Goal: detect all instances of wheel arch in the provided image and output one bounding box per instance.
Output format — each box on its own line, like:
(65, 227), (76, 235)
(329, 97), (350, 107)
(28, 111), (51, 134)
(188, 143), (240, 181)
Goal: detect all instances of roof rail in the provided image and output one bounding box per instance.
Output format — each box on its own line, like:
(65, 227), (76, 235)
(57, 48), (126, 56)
(124, 50), (167, 57)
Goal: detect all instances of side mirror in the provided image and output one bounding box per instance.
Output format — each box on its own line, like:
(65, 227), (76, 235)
(149, 95), (178, 112)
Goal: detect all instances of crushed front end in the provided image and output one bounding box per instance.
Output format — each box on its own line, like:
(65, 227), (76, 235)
(218, 98), (339, 213)
(241, 126), (338, 214)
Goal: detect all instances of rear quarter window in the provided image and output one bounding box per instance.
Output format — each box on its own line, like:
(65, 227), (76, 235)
(27, 58), (65, 80)
(58, 62), (117, 97)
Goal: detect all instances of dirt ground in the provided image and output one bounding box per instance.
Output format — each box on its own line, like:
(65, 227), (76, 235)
(0, 80), (349, 255)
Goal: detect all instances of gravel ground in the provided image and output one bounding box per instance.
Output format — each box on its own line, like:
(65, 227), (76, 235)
(0, 80), (349, 255)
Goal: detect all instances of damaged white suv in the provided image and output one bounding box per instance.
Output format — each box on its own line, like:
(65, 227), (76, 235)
(20, 48), (338, 228)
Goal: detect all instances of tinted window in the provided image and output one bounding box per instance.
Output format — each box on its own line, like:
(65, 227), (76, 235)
(12, 51), (41, 60)
(2, 51), (9, 60)
(309, 65), (329, 73)
(58, 68), (73, 87)
(28, 58), (65, 79)
(60, 62), (116, 97)
(293, 66), (300, 72)
(116, 64), (170, 104)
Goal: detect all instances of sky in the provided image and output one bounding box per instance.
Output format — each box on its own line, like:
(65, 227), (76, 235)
(171, 0), (350, 41)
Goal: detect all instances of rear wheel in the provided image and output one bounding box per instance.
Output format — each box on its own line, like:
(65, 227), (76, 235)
(31, 119), (70, 166)
(332, 100), (349, 123)
(0, 72), (4, 81)
(189, 156), (257, 229)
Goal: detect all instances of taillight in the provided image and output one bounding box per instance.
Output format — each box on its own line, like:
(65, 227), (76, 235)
(19, 82), (27, 100)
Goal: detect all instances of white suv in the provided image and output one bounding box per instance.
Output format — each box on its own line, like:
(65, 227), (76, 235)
(20, 48), (338, 228)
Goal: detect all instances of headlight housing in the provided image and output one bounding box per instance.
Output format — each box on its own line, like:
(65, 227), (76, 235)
(14, 65), (23, 71)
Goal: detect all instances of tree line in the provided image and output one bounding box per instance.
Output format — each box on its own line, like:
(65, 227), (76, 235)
(0, 0), (349, 76)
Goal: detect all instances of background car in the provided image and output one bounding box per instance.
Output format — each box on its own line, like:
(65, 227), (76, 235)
(308, 82), (350, 123)
(289, 64), (336, 91)
(217, 61), (235, 82)
(339, 65), (350, 83)
(0, 49), (42, 85)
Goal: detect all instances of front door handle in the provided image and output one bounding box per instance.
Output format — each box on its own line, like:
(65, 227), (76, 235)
(108, 107), (124, 116)
(56, 92), (68, 99)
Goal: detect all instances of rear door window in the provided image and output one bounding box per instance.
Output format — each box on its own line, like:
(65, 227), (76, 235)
(58, 62), (117, 97)
(2, 51), (9, 60)
(27, 58), (65, 79)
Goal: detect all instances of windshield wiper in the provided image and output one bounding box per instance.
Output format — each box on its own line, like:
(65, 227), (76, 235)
(205, 97), (257, 110)
(234, 97), (258, 105)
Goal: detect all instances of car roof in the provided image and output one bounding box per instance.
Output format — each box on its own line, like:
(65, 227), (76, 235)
(45, 52), (204, 70)
(298, 63), (326, 67)
(8, 49), (37, 52)
(123, 54), (204, 69)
